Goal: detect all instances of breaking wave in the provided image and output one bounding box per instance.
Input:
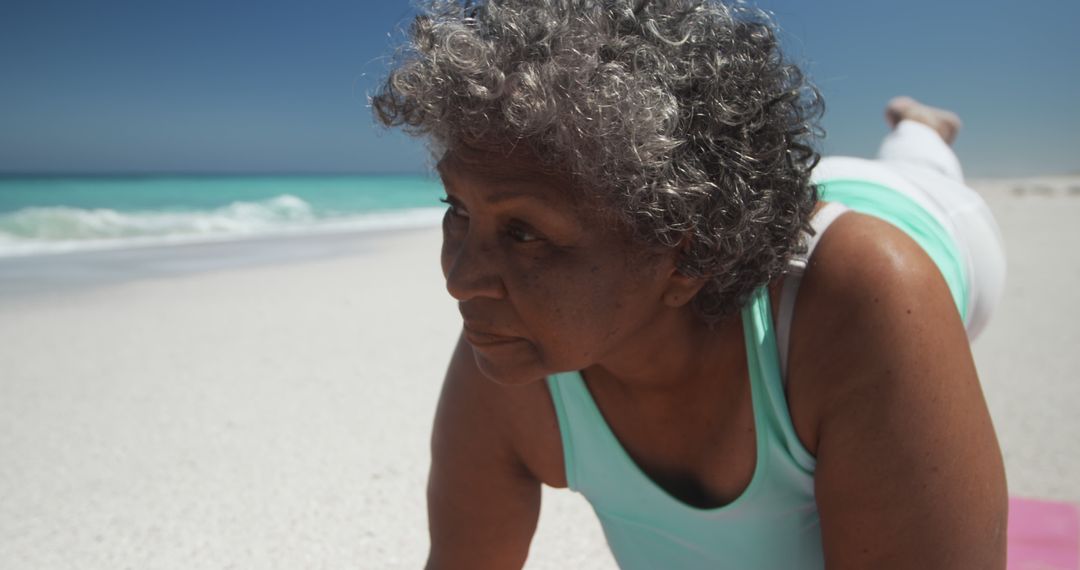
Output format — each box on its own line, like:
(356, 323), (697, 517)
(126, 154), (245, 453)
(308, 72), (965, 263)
(0, 194), (443, 257)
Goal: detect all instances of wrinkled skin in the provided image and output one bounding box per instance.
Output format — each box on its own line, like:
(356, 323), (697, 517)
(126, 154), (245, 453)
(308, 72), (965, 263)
(427, 144), (1008, 570)
(438, 144), (713, 388)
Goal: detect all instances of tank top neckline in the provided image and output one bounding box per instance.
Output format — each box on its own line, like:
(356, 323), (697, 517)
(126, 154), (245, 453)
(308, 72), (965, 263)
(548, 285), (814, 517)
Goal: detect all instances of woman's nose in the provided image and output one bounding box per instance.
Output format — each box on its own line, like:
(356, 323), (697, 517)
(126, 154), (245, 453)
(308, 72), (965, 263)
(442, 234), (507, 301)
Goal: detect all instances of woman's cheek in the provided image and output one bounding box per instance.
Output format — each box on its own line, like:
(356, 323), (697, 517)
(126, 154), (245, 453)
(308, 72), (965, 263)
(535, 272), (619, 353)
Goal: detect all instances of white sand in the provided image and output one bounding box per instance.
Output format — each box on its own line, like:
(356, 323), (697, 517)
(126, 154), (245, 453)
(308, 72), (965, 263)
(968, 177), (1080, 503)
(1, 177), (1078, 568)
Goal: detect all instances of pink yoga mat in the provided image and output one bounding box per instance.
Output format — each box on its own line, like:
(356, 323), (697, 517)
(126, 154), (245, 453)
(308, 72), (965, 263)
(1008, 497), (1079, 570)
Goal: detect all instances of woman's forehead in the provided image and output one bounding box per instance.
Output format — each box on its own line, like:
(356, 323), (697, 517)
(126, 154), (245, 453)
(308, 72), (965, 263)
(438, 144), (583, 204)
(441, 140), (557, 177)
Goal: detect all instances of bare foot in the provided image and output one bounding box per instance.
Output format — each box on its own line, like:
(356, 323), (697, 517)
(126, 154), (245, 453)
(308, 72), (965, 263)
(885, 96), (963, 145)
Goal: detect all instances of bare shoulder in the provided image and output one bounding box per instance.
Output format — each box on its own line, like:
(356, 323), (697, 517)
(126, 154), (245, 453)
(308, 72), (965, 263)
(798, 209), (952, 327)
(786, 211), (1008, 568)
(426, 334), (564, 569)
(787, 210), (970, 435)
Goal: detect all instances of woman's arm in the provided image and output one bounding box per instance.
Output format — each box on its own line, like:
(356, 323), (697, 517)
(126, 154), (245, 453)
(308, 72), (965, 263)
(426, 335), (542, 570)
(794, 213), (1008, 569)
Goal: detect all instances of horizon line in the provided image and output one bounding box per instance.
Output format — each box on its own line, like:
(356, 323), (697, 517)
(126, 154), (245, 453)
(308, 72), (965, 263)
(0, 170), (437, 179)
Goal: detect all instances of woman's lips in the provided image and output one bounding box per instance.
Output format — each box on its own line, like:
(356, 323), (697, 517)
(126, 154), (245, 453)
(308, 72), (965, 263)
(463, 325), (523, 347)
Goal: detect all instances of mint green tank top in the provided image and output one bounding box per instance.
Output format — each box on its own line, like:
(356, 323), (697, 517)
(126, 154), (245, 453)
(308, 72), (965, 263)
(817, 179), (968, 322)
(544, 179), (969, 569)
(545, 286), (822, 570)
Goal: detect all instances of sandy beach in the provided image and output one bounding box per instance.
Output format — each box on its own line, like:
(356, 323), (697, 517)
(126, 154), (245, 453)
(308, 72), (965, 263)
(1, 177), (1078, 569)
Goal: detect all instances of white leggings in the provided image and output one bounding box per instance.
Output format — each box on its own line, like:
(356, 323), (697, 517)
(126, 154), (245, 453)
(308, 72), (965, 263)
(812, 120), (1007, 340)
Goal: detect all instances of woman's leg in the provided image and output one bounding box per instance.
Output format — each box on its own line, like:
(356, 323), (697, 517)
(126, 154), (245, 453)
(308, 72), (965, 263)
(813, 97), (1007, 340)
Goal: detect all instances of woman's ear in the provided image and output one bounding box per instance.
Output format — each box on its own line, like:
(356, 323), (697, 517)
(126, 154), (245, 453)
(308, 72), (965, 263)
(662, 236), (706, 308)
(663, 270), (706, 308)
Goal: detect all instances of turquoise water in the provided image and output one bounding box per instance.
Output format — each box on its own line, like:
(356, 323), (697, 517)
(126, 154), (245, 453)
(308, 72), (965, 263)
(0, 175), (446, 256)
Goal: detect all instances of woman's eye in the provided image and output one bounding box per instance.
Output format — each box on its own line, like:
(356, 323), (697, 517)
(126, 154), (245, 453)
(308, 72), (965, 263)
(507, 224), (541, 243)
(439, 196), (468, 219)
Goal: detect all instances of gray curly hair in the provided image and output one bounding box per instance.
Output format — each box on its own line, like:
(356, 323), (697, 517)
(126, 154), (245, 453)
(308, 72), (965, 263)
(372, 0), (823, 323)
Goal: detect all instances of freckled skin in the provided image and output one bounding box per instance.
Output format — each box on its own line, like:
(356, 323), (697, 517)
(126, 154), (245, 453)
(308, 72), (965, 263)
(438, 147), (687, 386)
(427, 129), (1007, 570)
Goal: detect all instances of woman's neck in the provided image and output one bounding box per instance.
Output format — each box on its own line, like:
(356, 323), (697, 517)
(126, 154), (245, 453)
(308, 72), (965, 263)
(582, 304), (746, 407)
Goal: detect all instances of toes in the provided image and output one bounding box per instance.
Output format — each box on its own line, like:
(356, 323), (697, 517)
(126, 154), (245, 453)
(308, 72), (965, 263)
(884, 96), (918, 128)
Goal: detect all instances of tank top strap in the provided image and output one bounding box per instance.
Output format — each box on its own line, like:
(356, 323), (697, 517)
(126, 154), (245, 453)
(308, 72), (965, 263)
(776, 201), (852, 377)
(741, 286), (817, 472)
(545, 371), (585, 491)
(544, 291), (823, 568)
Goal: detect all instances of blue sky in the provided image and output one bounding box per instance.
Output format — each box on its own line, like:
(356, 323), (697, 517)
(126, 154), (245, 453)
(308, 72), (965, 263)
(1, 0), (1076, 177)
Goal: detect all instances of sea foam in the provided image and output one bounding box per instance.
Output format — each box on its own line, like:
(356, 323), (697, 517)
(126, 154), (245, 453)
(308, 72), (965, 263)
(0, 194), (443, 257)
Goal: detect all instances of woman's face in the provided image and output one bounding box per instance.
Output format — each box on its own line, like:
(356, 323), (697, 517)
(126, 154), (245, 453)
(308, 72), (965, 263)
(438, 147), (680, 385)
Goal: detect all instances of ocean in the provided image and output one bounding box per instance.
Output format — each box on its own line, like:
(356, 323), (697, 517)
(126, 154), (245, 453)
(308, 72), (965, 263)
(0, 174), (446, 257)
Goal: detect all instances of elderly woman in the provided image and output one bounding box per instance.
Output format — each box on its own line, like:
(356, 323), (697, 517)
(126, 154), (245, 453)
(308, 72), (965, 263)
(373, 0), (1008, 568)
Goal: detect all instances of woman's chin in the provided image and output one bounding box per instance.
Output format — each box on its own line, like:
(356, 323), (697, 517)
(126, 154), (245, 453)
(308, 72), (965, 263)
(470, 346), (550, 386)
